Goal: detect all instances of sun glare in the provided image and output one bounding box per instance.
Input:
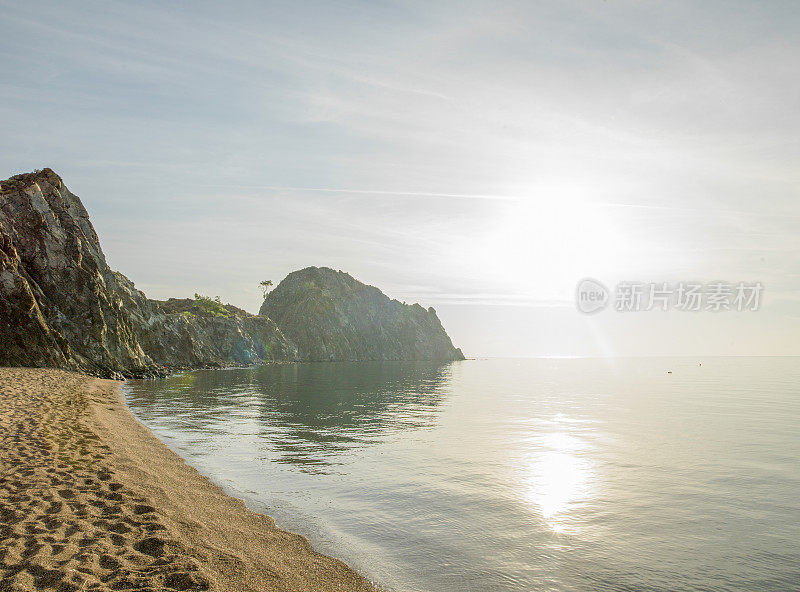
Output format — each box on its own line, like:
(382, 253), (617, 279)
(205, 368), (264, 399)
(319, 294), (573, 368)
(461, 194), (632, 304)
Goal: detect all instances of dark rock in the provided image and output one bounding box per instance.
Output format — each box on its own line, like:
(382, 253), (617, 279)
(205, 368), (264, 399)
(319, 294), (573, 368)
(259, 266), (465, 362)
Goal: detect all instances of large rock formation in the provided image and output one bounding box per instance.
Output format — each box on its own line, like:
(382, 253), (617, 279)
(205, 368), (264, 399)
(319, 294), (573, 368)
(0, 169), (464, 377)
(259, 267), (465, 362)
(136, 298), (296, 369)
(0, 169), (296, 377)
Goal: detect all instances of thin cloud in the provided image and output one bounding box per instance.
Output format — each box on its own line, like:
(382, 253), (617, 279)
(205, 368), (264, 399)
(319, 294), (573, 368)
(226, 186), (522, 201)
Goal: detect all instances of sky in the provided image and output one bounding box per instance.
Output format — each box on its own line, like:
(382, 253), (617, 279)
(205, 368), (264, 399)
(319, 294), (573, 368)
(2, 0), (799, 357)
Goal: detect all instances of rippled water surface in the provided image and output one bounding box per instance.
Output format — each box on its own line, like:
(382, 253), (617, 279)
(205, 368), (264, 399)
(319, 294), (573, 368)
(124, 358), (800, 591)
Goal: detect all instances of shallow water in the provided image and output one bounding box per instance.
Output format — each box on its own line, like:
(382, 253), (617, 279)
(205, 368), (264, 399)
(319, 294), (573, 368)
(124, 357), (800, 591)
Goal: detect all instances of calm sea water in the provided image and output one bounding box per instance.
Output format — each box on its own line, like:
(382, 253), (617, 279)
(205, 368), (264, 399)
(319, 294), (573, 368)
(124, 358), (800, 592)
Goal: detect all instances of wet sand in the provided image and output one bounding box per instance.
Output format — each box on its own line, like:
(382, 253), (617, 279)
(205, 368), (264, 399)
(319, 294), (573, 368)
(0, 368), (379, 591)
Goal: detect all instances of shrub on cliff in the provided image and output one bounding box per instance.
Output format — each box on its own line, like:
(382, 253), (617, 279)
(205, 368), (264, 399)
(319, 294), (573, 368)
(193, 294), (231, 318)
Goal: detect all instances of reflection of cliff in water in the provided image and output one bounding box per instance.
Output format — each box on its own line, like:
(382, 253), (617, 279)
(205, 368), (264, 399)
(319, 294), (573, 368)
(126, 361), (456, 473)
(253, 361), (454, 471)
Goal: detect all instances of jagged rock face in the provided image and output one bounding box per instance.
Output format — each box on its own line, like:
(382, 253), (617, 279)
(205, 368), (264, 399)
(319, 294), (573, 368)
(0, 217), (71, 369)
(0, 169), (296, 377)
(139, 299), (297, 368)
(259, 267), (465, 362)
(0, 170), (151, 375)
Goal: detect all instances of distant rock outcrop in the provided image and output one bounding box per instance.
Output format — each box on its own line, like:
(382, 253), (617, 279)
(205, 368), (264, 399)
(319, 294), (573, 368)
(259, 267), (465, 362)
(0, 169), (296, 377)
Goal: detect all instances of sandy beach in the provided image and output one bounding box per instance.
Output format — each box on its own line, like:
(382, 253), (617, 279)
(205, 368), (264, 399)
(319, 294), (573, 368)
(0, 368), (379, 592)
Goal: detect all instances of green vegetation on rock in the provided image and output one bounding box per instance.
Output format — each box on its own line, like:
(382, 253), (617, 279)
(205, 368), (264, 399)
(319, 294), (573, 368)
(192, 294), (231, 318)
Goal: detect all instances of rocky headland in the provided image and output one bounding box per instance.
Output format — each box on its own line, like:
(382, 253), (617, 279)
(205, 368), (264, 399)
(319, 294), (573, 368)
(261, 266), (465, 362)
(0, 169), (463, 377)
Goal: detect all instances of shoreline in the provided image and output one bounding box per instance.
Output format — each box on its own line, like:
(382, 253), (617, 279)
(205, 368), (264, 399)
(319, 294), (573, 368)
(0, 368), (380, 591)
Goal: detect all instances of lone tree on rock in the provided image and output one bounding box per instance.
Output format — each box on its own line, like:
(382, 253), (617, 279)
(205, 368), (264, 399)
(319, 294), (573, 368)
(259, 280), (273, 299)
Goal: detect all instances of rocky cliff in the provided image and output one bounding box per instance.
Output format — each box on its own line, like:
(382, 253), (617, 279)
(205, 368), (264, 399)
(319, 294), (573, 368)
(0, 169), (296, 377)
(137, 298), (296, 369)
(259, 267), (465, 362)
(0, 169), (464, 376)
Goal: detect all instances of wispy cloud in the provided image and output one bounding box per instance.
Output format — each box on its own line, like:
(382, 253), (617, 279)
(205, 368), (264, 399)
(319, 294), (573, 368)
(1, 0), (798, 355)
(216, 186), (522, 201)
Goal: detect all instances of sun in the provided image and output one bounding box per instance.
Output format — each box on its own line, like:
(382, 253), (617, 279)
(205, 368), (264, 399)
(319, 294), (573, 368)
(459, 193), (632, 304)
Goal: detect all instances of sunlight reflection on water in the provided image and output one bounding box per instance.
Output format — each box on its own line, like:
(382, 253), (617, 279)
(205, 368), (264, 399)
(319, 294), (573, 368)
(522, 417), (595, 534)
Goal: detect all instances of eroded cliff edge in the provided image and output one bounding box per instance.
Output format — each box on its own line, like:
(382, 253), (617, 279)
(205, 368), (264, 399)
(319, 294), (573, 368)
(0, 169), (296, 377)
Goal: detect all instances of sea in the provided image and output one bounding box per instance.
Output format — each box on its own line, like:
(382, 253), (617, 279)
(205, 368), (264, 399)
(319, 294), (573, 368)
(124, 357), (800, 592)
